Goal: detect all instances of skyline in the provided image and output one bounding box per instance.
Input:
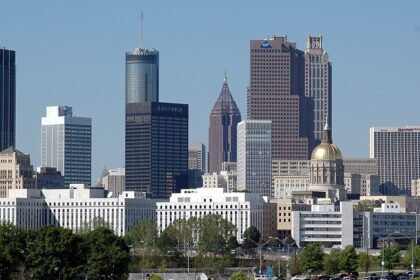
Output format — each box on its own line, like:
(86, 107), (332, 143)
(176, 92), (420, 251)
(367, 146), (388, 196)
(2, 1), (420, 180)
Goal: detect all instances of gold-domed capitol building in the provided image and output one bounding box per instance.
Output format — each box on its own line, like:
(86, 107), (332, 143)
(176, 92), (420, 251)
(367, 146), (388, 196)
(308, 122), (346, 201)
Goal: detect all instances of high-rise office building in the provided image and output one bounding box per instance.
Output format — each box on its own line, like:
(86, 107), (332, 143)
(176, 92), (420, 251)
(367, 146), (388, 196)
(248, 36), (314, 160)
(208, 74), (241, 173)
(370, 126), (420, 194)
(41, 106), (92, 187)
(126, 48), (159, 103)
(237, 120), (272, 197)
(0, 48), (16, 151)
(304, 36), (332, 141)
(188, 143), (206, 172)
(125, 102), (188, 198)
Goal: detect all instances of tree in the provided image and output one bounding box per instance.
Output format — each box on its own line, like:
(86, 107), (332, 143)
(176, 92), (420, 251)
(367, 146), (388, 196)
(283, 236), (297, 248)
(149, 274), (163, 280)
(227, 236), (239, 250)
(339, 245), (359, 273)
(323, 248), (342, 275)
(230, 271), (249, 280)
(243, 226), (261, 246)
(125, 219), (158, 256)
(300, 243), (324, 274)
(156, 229), (179, 256)
(25, 226), (84, 280)
(402, 243), (420, 269)
(83, 226), (130, 280)
(383, 242), (400, 272)
(359, 252), (373, 275)
(0, 222), (27, 280)
(197, 214), (236, 255)
(354, 200), (377, 212)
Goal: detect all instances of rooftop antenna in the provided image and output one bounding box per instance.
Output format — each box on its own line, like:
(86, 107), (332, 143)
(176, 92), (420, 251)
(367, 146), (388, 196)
(140, 13), (144, 50)
(224, 68), (227, 82)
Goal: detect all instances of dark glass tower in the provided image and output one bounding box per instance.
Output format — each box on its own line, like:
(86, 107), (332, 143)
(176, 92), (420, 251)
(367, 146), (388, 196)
(126, 48), (159, 103)
(125, 102), (188, 198)
(0, 48), (16, 151)
(208, 74), (241, 173)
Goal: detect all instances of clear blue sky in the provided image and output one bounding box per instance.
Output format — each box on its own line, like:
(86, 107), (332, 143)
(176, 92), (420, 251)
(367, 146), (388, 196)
(1, 1), (420, 181)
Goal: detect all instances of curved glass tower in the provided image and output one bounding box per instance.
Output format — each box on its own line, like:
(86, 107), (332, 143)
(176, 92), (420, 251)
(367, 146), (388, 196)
(125, 48), (159, 103)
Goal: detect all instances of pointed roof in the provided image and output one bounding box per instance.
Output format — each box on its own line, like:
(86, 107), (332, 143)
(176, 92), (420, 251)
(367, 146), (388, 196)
(100, 165), (109, 179)
(210, 74), (241, 116)
(0, 146), (25, 155)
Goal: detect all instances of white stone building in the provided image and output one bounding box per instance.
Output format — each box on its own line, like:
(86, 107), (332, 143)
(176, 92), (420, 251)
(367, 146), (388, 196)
(0, 185), (157, 236)
(202, 171), (237, 192)
(156, 188), (265, 241)
(291, 201), (353, 249)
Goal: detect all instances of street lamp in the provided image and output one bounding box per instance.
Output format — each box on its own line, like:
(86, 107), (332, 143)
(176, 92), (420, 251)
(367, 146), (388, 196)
(258, 236), (279, 277)
(380, 231), (399, 277)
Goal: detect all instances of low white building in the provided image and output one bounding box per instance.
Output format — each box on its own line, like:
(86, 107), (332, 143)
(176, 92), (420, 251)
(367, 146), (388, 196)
(156, 187), (265, 241)
(0, 184), (157, 236)
(291, 201), (353, 249)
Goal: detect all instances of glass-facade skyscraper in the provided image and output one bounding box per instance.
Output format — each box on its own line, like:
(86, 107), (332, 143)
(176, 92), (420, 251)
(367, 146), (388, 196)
(125, 102), (188, 198)
(126, 48), (159, 103)
(0, 48), (16, 151)
(41, 106), (92, 187)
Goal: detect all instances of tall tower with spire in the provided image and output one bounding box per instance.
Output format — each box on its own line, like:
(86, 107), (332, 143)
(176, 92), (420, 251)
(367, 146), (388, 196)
(208, 73), (242, 173)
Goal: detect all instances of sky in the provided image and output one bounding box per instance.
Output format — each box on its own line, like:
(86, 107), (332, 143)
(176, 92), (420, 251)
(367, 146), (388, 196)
(1, 1), (420, 182)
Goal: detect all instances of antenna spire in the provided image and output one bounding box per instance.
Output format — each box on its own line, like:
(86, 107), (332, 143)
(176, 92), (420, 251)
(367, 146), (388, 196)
(140, 13), (144, 50)
(224, 68), (227, 83)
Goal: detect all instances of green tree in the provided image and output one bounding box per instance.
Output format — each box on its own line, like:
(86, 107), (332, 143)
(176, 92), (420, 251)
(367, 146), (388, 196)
(230, 271), (249, 280)
(383, 242), (400, 272)
(197, 214), (236, 255)
(126, 219), (157, 247)
(339, 245), (359, 273)
(156, 229), (179, 256)
(25, 226), (84, 280)
(354, 200), (376, 212)
(149, 274), (163, 280)
(227, 236), (239, 250)
(300, 243), (325, 274)
(402, 243), (420, 269)
(323, 248), (342, 275)
(359, 252), (373, 275)
(83, 226), (130, 280)
(0, 222), (27, 280)
(243, 226), (261, 245)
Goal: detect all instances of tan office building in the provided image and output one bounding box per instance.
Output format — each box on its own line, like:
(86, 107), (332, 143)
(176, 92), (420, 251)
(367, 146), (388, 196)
(0, 147), (36, 198)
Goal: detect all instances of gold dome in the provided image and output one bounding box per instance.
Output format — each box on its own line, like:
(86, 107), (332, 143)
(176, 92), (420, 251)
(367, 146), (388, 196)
(311, 142), (342, 161)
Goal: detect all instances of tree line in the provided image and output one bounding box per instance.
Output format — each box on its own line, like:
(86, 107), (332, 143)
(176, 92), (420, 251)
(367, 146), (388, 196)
(0, 222), (130, 280)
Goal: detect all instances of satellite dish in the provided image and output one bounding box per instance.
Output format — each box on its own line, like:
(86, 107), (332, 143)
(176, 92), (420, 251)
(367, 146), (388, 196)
(107, 192), (113, 198)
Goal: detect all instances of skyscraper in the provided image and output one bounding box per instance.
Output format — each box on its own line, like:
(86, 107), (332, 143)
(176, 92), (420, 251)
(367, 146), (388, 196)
(304, 36), (332, 141)
(125, 102), (188, 198)
(370, 126), (420, 194)
(41, 106), (92, 186)
(126, 48), (159, 103)
(237, 120), (272, 197)
(208, 74), (241, 173)
(188, 143), (206, 172)
(0, 48), (16, 151)
(248, 36), (314, 160)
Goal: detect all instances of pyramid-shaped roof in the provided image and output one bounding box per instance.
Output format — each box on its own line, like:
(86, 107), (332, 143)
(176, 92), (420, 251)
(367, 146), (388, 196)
(0, 146), (25, 155)
(210, 76), (241, 116)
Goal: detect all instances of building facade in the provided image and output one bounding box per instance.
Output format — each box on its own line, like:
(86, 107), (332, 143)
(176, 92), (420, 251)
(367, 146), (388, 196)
(36, 167), (65, 189)
(0, 147), (36, 198)
(188, 143), (206, 172)
(370, 126), (420, 194)
(202, 171), (237, 192)
(156, 188), (265, 242)
(292, 202), (354, 249)
(125, 102), (188, 198)
(41, 106), (92, 186)
(0, 48), (16, 151)
(273, 175), (309, 199)
(237, 120), (272, 197)
(248, 36), (314, 160)
(208, 75), (241, 173)
(343, 158), (378, 175)
(304, 36), (332, 141)
(126, 48), (159, 103)
(98, 168), (125, 196)
(0, 185), (156, 236)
